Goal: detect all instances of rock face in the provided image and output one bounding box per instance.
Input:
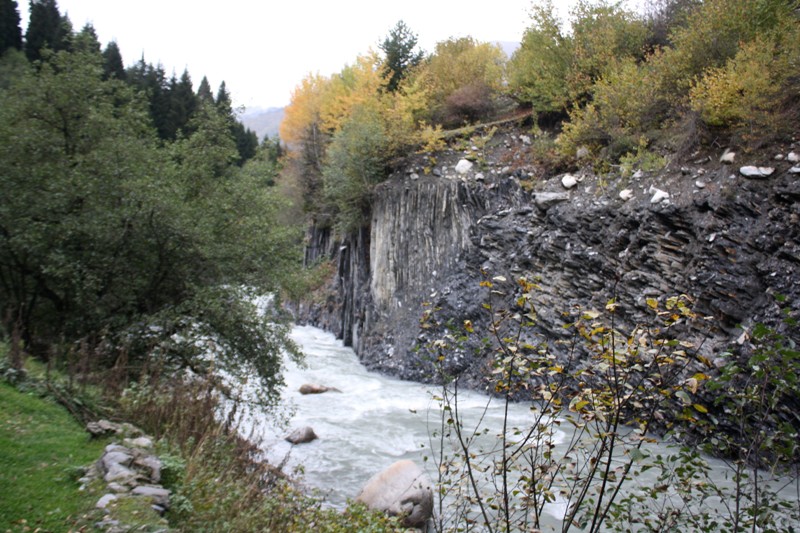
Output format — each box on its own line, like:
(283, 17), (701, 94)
(355, 459), (433, 528)
(294, 127), (800, 395)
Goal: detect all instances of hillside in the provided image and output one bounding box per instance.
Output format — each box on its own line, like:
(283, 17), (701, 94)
(240, 106), (285, 141)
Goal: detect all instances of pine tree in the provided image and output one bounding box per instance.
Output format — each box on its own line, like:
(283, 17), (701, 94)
(25, 0), (71, 61)
(166, 69), (197, 139)
(101, 40), (125, 80)
(196, 75), (213, 103)
(73, 23), (100, 55)
(215, 80), (232, 117)
(379, 20), (424, 92)
(0, 0), (22, 55)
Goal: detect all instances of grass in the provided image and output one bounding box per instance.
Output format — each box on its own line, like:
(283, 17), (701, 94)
(0, 381), (108, 532)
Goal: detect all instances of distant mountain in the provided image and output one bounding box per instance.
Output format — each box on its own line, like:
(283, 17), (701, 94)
(239, 107), (285, 142)
(495, 41), (520, 59)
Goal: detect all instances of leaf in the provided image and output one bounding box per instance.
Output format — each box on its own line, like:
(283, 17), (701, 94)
(646, 298), (658, 310)
(675, 390), (691, 405)
(693, 403), (708, 414)
(582, 309), (601, 319)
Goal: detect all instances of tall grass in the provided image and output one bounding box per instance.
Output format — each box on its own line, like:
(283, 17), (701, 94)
(119, 373), (404, 532)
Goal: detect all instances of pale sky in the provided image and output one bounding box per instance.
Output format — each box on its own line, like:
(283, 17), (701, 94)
(19, 0), (537, 111)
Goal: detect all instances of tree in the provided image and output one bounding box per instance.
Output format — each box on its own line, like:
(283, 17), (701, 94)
(416, 36), (506, 126)
(72, 23), (100, 55)
(508, 0), (572, 113)
(24, 0), (71, 62)
(196, 75), (213, 103)
(166, 69), (197, 138)
(0, 47), (301, 397)
(101, 40), (125, 80)
(0, 0), (22, 55)
(215, 80), (232, 116)
(379, 20), (423, 93)
(322, 104), (389, 232)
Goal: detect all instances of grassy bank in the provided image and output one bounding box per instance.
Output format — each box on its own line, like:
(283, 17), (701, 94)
(0, 381), (108, 532)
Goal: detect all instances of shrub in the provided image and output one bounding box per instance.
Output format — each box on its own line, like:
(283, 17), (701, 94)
(415, 36), (506, 125)
(662, 0), (797, 96)
(557, 55), (669, 164)
(442, 82), (496, 126)
(690, 33), (799, 144)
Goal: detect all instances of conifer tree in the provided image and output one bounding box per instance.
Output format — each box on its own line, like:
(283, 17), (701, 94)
(0, 0), (22, 55)
(73, 23), (100, 55)
(196, 75), (213, 103)
(215, 80), (233, 117)
(379, 20), (424, 92)
(166, 69), (197, 139)
(25, 0), (71, 61)
(101, 40), (125, 80)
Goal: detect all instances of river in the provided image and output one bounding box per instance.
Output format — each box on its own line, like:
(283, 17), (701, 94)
(236, 324), (799, 531)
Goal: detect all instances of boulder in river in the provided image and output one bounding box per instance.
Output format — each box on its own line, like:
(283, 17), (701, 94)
(299, 383), (341, 395)
(285, 426), (318, 444)
(355, 459), (433, 528)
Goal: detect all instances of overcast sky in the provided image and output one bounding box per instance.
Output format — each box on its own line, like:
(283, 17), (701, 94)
(19, 0), (537, 111)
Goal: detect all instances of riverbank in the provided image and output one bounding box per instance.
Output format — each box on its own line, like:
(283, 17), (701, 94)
(0, 382), (111, 531)
(0, 348), (406, 532)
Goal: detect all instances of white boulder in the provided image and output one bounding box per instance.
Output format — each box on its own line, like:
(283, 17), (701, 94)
(739, 166), (774, 178)
(619, 189), (634, 201)
(356, 460), (433, 528)
(455, 159), (473, 175)
(720, 149), (736, 163)
(561, 173), (578, 189)
(649, 186), (669, 203)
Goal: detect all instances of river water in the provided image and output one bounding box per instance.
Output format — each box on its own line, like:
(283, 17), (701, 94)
(237, 324), (799, 531)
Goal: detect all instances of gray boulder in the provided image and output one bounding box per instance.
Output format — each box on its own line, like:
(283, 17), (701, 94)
(355, 459), (433, 528)
(132, 485), (170, 508)
(285, 426), (318, 444)
(533, 192), (570, 211)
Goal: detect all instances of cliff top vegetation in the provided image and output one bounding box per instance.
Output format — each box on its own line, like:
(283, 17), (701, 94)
(281, 0), (800, 233)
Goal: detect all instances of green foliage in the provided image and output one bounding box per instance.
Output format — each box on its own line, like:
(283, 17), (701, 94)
(618, 138), (667, 177)
(101, 40), (125, 80)
(507, 0), (572, 113)
(558, 55), (670, 163)
(0, 0), (22, 55)
(417, 36), (506, 126)
(664, 0), (797, 95)
(0, 47), (301, 395)
(379, 20), (424, 93)
(567, 0), (649, 105)
(323, 105), (390, 232)
(690, 32), (799, 142)
(509, 0), (648, 113)
(24, 0), (71, 62)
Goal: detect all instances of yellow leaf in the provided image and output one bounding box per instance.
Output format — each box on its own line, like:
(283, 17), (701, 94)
(693, 403), (708, 414)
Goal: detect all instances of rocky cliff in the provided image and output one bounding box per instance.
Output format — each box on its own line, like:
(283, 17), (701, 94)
(295, 124), (800, 393)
